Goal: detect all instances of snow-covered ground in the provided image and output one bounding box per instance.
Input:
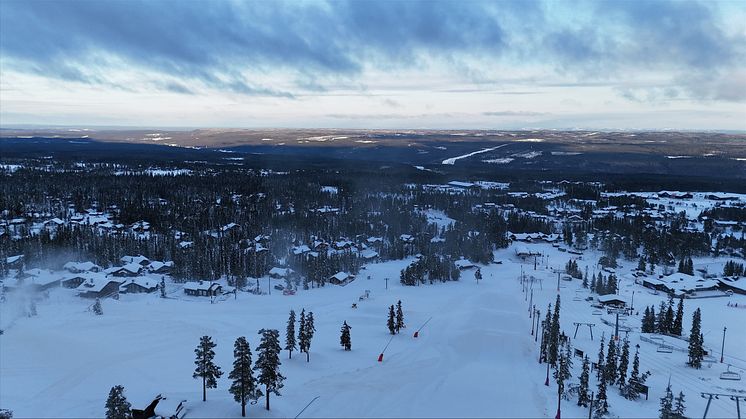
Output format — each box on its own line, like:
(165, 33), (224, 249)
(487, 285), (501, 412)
(1, 244), (745, 418)
(441, 144), (509, 165)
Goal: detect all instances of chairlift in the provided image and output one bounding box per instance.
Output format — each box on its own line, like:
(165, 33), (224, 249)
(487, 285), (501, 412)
(656, 342), (673, 353)
(592, 310), (603, 315)
(720, 364), (742, 381)
(573, 297), (582, 302)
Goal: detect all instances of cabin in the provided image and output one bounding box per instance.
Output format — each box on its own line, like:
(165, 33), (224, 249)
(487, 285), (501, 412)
(597, 294), (629, 308)
(62, 273), (92, 289)
(718, 277), (746, 295)
(120, 278), (160, 294)
(76, 277), (122, 298)
(148, 261), (174, 274)
(5, 254), (24, 268)
(268, 267), (294, 279)
(121, 255), (151, 266)
(361, 249), (379, 260)
(183, 281), (222, 297)
(454, 258), (476, 270)
(106, 263), (143, 277)
(329, 271), (354, 285)
(63, 261), (102, 273)
(515, 246), (542, 258)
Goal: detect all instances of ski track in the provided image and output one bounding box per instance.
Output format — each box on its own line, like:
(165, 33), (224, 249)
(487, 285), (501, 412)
(441, 144), (509, 165)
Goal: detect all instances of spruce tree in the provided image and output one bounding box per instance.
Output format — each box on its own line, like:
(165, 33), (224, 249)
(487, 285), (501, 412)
(160, 277), (166, 298)
(298, 309), (307, 356)
(395, 300), (404, 333)
(649, 305), (656, 333)
(340, 321), (352, 350)
(623, 347), (650, 400)
(582, 272), (588, 289)
(254, 329), (285, 411)
(673, 391), (686, 419)
(595, 372), (609, 417)
(540, 304), (552, 363)
(605, 338), (618, 384)
(638, 257), (646, 272)
(659, 384), (674, 419)
(548, 295), (561, 366)
(387, 305), (396, 335)
(577, 356), (591, 407)
(93, 298), (103, 315)
(642, 306), (651, 333)
(285, 309), (296, 359)
(193, 335), (223, 401)
(228, 336), (258, 417)
(596, 335), (605, 381)
(656, 301), (667, 333)
(304, 312), (315, 362)
(105, 385), (131, 419)
(554, 342), (572, 400)
(672, 297), (684, 336)
(687, 308), (704, 368)
(664, 297), (675, 334)
(618, 339), (629, 389)
(590, 274), (597, 293)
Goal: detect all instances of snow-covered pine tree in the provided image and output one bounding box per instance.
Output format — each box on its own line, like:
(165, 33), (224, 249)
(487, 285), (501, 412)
(638, 257), (646, 272)
(641, 307), (651, 333)
(595, 372), (609, 417)
(254, 329), (285, 411)
(160, 277), (166, 298)
(590, 274), (597, 293)
(659, 383), (674, 419)
(304, 312), (315, 362)
(656, 301), (667, 333)
(622, 347), (650, 400)
(285, 309), (296, 359)
(548, 295), (561, 366)
(582, 272), (588, 289)
(578, 356), (591, 407)
(617, 339), (630, 389)
(605, 337), (617, 384)
(340, 321), (351, 350)
(298, 309), (307, 355)
(193, 335), (223, 401)
(596, 335), (605, 381)
(664, 297), (675, 334)
(395, 300), (404, 333)
(673, 391), (686, 419)
(105, 385), (131, 419)
(553, 341), (572, 400)
(387, 305), (396, 335)
(228, 336), (258, 417)
(540, 304), (552, 363)
(93, 298), (103, 315)
(672, 297), (684, 336)
(687, 308), (704, 368)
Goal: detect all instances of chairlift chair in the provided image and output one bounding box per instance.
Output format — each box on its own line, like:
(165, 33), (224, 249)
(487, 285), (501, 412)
(656, 343), (673, 353)
(592, 310), (603, 315)
(720, 364), (742, 381)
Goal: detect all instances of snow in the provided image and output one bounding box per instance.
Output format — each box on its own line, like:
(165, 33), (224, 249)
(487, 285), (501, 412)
(321, 186), (339, 194)
(441, 144), (509, 165)
(2, 245), (745, 418)
(482, 157), (514, 164)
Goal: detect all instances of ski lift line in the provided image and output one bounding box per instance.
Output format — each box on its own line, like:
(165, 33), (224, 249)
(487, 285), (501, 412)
(294, 396), (320, 419)
(416, 317), (433, 333)
(381, 334), (395, 354)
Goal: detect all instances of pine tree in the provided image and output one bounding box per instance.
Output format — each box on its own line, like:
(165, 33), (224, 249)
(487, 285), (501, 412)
(160, 277), (166, 298)
(105, 385), (131, 419)
(605, 338), (618, 384)
(590, 274), (597, 293)
(298, 309), (307, 357)
(93, 298), (103, 315)
(673, 391), (686, 419)
(395, 300), (404, 333)
(554, 342), (573, 400)
(638, 257), (646, 272)
(304, 312), (315, 362)
(642, 306), (652, 333)
(228, 336), (258, 417)
(340, 321), (351, 350)
(659, 384), (674, 419)
(687, 308), (704, 369)
(548, 295), (561, 366)
(672, 297), (684, 336)
(578, 356), (591, 407)
(649, 305), (656, 333)
(596, 335), (606, 380)
(254, 329), (285, 411)
(193, 335), (223, 401)
(285, 309), (296, 359)
(540, 304), (552, 363)
(623, 347), (650, 400)
(656, 301), (667, 333)
(618, 339), (630, 389)
(664, 297), (675, 334)
(387, 305), (396, 335)
(595, 372), (609, 417)
(582, 272), (588, 289)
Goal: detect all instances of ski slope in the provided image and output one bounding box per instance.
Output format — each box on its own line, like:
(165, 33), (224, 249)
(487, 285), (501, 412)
(1, 244), (745, 418)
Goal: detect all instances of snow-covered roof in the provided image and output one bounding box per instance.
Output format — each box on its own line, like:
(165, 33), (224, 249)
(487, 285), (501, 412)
(597, 294), (629, 304)
(361, 249), (379, 259)
(292, 245), (311, 255)
(120, 278), (159, 290)
(6, 255), (24, 264)
(269, 267), (293, 277)
(63, 261), (100, 272)
(77, 277), (123, 293)
(120, 255), (150, 265)
(330, 272), (350, 281)
(184, 281), (221, 291)
(148, 261), (174, 271)
(454, 259), (476, 269)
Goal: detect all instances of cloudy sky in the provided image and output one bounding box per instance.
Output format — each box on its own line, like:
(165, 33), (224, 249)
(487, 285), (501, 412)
(1, 0), (745, 130)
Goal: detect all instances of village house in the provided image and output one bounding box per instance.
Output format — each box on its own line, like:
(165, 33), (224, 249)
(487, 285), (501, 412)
(268, 267), (294, 279)
(106, 263), (143, 277)
(183, 281), (222, 297)
(329, 271), (354, 285)
(76, 277), (123, 298)
(63, 261), (102, 273)
(120, 278), (160, 294)
(147, 261), (174, 274)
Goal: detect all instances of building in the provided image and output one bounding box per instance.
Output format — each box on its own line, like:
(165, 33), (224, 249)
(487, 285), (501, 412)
(329, 272), (354, 285)
(76, 277), (123, 298)
(106, 263), (143, 277)
(268, 267), (294, 279)
(120, 278), (160, 294)
(148, 261), (174, 274)
(597, 294), (629, 308)
(63, 261), (102, 273)
(183, 281), (222, 297)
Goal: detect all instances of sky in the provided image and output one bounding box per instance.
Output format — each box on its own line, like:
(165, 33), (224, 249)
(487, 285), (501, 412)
(1, 0), (745, 131)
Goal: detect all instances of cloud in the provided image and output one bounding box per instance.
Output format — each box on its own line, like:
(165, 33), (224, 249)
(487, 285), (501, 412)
(483, 111), (549, 117)
(0, 0), (744, 102)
